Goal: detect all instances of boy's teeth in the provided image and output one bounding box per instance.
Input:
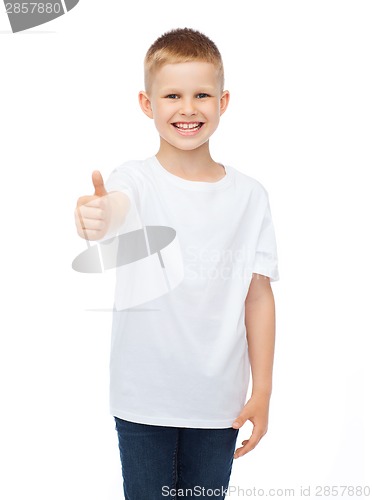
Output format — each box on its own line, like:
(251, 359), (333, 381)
(174, 122), (200, 129)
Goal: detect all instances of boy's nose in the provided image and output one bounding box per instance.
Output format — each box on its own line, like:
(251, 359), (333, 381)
(179, 99), (197, 116)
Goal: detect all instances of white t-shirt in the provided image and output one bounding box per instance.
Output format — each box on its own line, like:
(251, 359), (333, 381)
(104, 156), (279, 428)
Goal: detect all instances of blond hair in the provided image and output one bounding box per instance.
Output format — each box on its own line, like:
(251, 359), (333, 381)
(144, 28), (224, 93)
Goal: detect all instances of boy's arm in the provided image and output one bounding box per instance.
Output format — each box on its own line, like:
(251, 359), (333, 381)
(246, 273), (275, 398)
(232, 273), (276, 459)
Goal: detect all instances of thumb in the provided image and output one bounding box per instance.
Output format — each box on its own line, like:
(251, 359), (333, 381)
(232, 408), (250, 429)
(92, 170), (107, 197)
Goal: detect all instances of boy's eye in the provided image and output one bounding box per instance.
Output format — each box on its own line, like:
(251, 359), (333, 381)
(164, 93), (210, 99)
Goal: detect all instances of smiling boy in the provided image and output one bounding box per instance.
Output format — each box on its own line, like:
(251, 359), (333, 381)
(75, 28), (279, 499)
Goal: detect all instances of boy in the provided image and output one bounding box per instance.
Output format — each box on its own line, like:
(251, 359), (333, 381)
(75, 28), (279, 499)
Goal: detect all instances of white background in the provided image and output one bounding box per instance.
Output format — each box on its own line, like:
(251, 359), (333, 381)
(1, 1), (371, 499)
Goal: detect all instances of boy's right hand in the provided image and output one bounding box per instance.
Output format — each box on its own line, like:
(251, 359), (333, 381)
(74, 170), (111, 241)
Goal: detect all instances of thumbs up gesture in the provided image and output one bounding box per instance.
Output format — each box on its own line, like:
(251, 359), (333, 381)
(74, 171), (110, 241)
(75, 170), (130, 241)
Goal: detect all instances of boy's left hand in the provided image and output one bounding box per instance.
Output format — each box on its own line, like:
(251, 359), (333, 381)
(232, 394), (270, 459)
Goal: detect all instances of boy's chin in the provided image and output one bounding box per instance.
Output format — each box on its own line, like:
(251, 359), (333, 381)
(160, 138), (210, 153)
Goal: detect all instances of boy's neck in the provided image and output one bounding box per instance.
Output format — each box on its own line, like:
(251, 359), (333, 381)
(156, 141), (225, 182)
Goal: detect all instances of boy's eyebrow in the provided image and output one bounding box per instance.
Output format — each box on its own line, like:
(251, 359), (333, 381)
(160, 86), (216, 93)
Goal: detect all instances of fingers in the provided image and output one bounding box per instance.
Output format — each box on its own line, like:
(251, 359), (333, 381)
(76, 211), (105, 230)
(74, 199), (108, 240)
(233, 426), (267, 459)
(74, 211), (106, 240)
(75, 196), (108, 226)
(75, 206), (105, 228)
(92, 170), (108, 197)
(77, 203), (105, 221)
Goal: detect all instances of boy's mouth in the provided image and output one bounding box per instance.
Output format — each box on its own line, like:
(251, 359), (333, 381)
(172, 122), (204, 131)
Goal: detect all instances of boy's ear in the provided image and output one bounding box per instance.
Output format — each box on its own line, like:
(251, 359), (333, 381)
(138, 91), (153, 119)
(219, 90), (230, 116)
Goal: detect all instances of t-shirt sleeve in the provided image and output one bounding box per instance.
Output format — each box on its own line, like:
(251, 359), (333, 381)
(252, 193), (280, 282)
(105, 165), (138, 208)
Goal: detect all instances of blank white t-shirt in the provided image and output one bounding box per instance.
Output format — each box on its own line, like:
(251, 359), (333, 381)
(104, 156), (279, 428)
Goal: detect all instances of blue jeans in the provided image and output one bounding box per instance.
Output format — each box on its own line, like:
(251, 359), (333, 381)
(114, 417), (239, 499)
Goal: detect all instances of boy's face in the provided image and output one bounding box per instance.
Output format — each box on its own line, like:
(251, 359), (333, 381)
(139, 62), (229, 153)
